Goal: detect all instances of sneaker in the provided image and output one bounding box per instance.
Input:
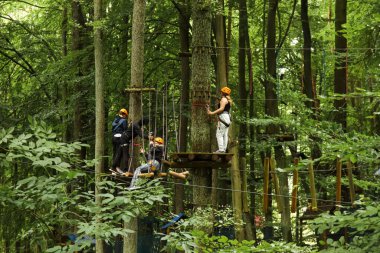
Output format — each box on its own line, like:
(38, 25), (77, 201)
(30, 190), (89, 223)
(214, 150), (225, 153)
(116, 167), (124, 174)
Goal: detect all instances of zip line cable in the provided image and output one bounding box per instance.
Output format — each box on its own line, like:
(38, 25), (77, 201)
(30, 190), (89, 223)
(79, 168), (363, 208)
(4, 158), (377, 208)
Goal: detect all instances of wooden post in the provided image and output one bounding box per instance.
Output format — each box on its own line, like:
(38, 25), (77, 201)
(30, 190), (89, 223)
(270, 158), (282, 212)
(308, 160), (317, 211)
(346, 161), (356, 206)
(291, 158), (299, 213)
(263, 158), (270, 213)
(336, 158), (342, 208)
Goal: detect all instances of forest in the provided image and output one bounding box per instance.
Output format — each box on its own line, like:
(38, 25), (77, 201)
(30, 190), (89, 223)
(0, 0), (379, 252)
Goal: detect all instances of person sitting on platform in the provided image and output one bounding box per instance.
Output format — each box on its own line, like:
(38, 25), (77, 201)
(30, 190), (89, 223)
(111, 117), (152, 174)
(206, 86), (233, 153)
(129, 137), (165, 189)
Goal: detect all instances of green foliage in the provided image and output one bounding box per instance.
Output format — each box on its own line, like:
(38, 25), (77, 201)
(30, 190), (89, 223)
(1, 0), (380, 252)
(311, 202), (380, 253)
(162, 206), (315, 252)
(0, 123), (168, 252)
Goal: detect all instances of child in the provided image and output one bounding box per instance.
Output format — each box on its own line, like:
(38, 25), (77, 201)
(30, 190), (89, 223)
(129, 137), (165, 189)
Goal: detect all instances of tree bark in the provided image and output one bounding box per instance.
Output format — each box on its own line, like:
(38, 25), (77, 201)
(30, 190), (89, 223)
(190, 0), (212, 208)
(239, 0), (254, 240)
(263, 0), (277, 240)
(301, 0), (313, 110)
(94, 0), (105, 251)
(333, 0), (347, 130)
(264, 0), (291, 242)
(301, 0), (322, 160)
(213, 0), (228, 208)
(61, 6), (70, 143)
(72, 0), (88, 159)
(175, 0), (191, 214)
(124, 1), (146, 252)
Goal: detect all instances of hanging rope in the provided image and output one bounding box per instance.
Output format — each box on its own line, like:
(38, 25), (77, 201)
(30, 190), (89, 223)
(172, 91), (180, 152)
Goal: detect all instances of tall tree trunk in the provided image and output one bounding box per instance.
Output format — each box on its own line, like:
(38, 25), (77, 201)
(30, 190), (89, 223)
(190, 0), (212, 208)
(175, 0), (191, 214)
(226, 0), (233, 78)
(94, 0), (105, 251)
(264, 0), (291, 242)
(239, 0), (254, 240)
(230, 124), (245, 240)
(301, 0), (322, 160)
(333, 0), (347, 130)
(62, 6), (70, 142)
(72, 0), (88, 159)
(124, 1), (146, 252)
(263, 0), (277, 240)
(213, 0), (228, 208)
(301, 0), (313, 110)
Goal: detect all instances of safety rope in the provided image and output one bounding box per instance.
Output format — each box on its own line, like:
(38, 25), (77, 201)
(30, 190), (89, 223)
(172, 91), (180, 152)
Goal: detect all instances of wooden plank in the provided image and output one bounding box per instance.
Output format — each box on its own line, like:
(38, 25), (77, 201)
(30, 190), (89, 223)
(225, 154), (233, 161)
(291, 158), (299, 213)
(139, 172), (167, 178)
(211, 154), (219, 161)
(346, 161), (356, 206)
(308, 160), (318, 211)
(166, 161), (230, 168)
(170, 152), (234, 156)
(124, 87), (156, 92)
(270, 158), (282, 212)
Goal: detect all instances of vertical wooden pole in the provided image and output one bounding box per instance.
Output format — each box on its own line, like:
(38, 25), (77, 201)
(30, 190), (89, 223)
(270, 158), (282, 212)
(308, 160), (317, 211)
(336, 158), (342, 208)
(346, 161), (356, 206)
(263, 157), (270, 213)
(291, 158), (299, 213)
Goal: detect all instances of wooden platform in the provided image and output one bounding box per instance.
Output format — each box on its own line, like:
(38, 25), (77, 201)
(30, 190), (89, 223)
(166, 152), (233, 168)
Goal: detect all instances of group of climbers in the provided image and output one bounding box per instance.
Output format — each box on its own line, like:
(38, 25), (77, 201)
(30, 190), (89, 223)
(109, 85), (232, 188)
(110, 108), (189, 188)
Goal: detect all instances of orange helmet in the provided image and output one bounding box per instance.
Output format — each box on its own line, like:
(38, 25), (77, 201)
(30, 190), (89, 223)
(119, 108), (128, 116)
(221, 87), (231, 95)
(154, 137), (164, 144)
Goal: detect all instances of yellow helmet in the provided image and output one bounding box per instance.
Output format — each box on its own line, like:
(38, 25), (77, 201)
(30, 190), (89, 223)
(119, 108), (128, 116)
(154, 137), (164, 144)
(221, 87), (231, 95)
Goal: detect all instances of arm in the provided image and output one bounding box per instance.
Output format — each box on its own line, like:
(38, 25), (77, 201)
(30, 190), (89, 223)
(207, 97), (228, 115)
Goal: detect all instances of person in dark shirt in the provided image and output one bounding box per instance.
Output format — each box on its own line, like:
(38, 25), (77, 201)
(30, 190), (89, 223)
(111, 117), (152, 173)
(111, 108), (128, 165)
(207, 87), (232, 153)
(129, 137), (165, 188)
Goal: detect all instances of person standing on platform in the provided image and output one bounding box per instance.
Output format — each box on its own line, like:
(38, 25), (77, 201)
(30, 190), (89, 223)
(111, 108), (128, 168)
(111, 117), (152, 174)
(206, 87), (232, 153)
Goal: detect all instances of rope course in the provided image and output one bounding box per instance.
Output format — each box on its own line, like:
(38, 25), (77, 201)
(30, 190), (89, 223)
(79, 168), (362, 208)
